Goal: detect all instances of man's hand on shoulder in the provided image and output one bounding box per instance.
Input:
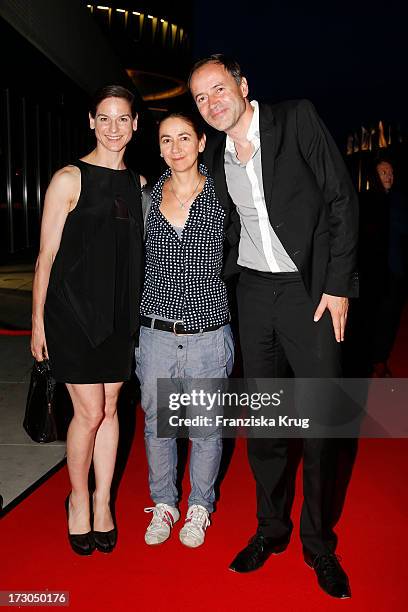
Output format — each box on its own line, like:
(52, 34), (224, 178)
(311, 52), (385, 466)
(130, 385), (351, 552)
(313, 293), (349, 343)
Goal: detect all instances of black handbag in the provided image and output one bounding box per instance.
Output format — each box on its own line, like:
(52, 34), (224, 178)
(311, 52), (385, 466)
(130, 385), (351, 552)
(23, 360), (73, 443)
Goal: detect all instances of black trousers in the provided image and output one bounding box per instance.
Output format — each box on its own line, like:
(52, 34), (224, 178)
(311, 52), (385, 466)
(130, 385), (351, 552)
(237, 269), (342, 556)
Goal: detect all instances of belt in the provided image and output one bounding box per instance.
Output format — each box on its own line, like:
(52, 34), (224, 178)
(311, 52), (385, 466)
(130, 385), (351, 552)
(140, 315), (228, 336)
(242, 268), (301, 279)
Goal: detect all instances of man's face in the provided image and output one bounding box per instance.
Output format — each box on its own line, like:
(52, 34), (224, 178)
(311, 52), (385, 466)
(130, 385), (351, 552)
(190, 62), (248, 133)
(376, 162), (394, 191)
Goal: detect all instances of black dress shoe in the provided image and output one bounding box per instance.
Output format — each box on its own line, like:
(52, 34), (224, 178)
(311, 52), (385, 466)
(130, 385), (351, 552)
(65, 495), (95, 556)
(229, 533), (289, 573)
(304, 551), (351, 598)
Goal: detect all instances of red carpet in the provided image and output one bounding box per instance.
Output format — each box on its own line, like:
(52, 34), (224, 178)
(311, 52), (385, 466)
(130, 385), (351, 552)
(1, 430), (407, 611)
(1, 305), (407, 611)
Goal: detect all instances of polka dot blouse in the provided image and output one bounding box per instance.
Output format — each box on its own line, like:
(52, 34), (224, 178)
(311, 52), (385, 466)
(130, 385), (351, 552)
(140, 164), (230, 329)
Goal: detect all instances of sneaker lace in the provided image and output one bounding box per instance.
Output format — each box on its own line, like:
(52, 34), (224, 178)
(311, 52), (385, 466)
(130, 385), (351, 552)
(144, 505), (174, 532)
(184, 506), (210, 534)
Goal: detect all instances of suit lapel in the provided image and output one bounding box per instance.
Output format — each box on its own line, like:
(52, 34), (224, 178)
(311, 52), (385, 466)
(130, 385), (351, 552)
(212, 137), (231, 214)
(259, 104), (276, 213)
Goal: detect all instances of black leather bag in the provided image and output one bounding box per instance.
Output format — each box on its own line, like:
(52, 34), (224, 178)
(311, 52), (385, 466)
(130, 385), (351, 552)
(23, 360), (72, 443)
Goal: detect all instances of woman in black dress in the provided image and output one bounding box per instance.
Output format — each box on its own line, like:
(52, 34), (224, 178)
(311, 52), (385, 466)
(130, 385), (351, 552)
(31, 85), (145, 555)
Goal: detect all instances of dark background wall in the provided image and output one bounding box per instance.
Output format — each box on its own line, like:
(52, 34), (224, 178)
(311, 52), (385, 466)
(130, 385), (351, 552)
(192, 0), (408, 144)
(0, 1), (158, 259)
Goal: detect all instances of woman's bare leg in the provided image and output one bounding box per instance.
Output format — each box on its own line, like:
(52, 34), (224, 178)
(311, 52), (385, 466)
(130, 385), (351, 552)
(65, 383), (104, 534)
(92, 381), (123, 531)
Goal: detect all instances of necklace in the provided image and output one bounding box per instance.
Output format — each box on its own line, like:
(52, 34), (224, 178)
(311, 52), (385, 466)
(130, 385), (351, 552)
(170, 175), (202, 209)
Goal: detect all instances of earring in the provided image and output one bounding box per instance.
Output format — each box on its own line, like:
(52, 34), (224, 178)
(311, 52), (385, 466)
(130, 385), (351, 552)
(160, 153), (163, 157)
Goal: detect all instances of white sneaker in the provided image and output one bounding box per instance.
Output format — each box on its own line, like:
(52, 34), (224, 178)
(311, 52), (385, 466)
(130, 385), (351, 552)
(144, 503), (180, 545)
(179, 505), (210, 548)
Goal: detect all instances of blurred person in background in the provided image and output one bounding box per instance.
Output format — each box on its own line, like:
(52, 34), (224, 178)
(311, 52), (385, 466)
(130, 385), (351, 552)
(358, 159), (408, 376)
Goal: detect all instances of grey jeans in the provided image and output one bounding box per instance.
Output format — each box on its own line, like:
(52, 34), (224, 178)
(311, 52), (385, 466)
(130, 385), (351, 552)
(135, 322), (234, 512)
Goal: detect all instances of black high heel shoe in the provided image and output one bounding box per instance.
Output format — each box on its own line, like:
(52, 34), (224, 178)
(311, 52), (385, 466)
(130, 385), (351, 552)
(92, 497), (117, 554)
(65, 495), (95, 556)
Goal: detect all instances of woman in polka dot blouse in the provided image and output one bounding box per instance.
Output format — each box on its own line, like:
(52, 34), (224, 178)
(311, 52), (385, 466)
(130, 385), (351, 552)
(136, 111), (234, 548)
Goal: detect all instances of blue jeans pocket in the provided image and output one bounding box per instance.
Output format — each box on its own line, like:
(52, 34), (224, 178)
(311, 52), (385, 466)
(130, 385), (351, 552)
(135, 344), (142, 385)
(217, 325), (234, 375)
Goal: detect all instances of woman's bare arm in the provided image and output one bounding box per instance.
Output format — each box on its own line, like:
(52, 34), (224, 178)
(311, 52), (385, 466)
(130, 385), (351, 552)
(31, 166), (80, 360)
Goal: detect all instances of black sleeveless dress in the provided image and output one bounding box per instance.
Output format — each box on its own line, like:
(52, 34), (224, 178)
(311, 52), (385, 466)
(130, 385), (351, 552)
(44, 160), (144, 383)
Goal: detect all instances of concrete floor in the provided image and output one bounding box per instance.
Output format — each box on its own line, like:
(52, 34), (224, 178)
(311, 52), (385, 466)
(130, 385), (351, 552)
(0, 266), (66, 514)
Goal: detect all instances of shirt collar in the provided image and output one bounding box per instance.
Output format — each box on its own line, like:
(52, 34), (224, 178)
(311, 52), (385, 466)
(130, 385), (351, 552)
(247, 100), (260, 142)
(151, 163), (211, 209)
(226, 100), (260, 154)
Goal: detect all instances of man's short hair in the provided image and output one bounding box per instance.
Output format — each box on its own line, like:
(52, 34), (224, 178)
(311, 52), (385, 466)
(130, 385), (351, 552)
(188, 54), (243, 88)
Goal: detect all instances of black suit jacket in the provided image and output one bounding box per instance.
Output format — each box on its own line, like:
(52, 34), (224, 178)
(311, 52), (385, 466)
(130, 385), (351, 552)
(203, 99), (359, 303)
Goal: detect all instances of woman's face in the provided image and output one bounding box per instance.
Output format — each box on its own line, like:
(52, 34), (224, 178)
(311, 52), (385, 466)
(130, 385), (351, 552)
(89, 96), (137, 153)
(159, 117), (206, 172)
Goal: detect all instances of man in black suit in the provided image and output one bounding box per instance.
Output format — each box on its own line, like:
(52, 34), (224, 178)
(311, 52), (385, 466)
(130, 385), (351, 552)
(189, 54), (358, 599)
